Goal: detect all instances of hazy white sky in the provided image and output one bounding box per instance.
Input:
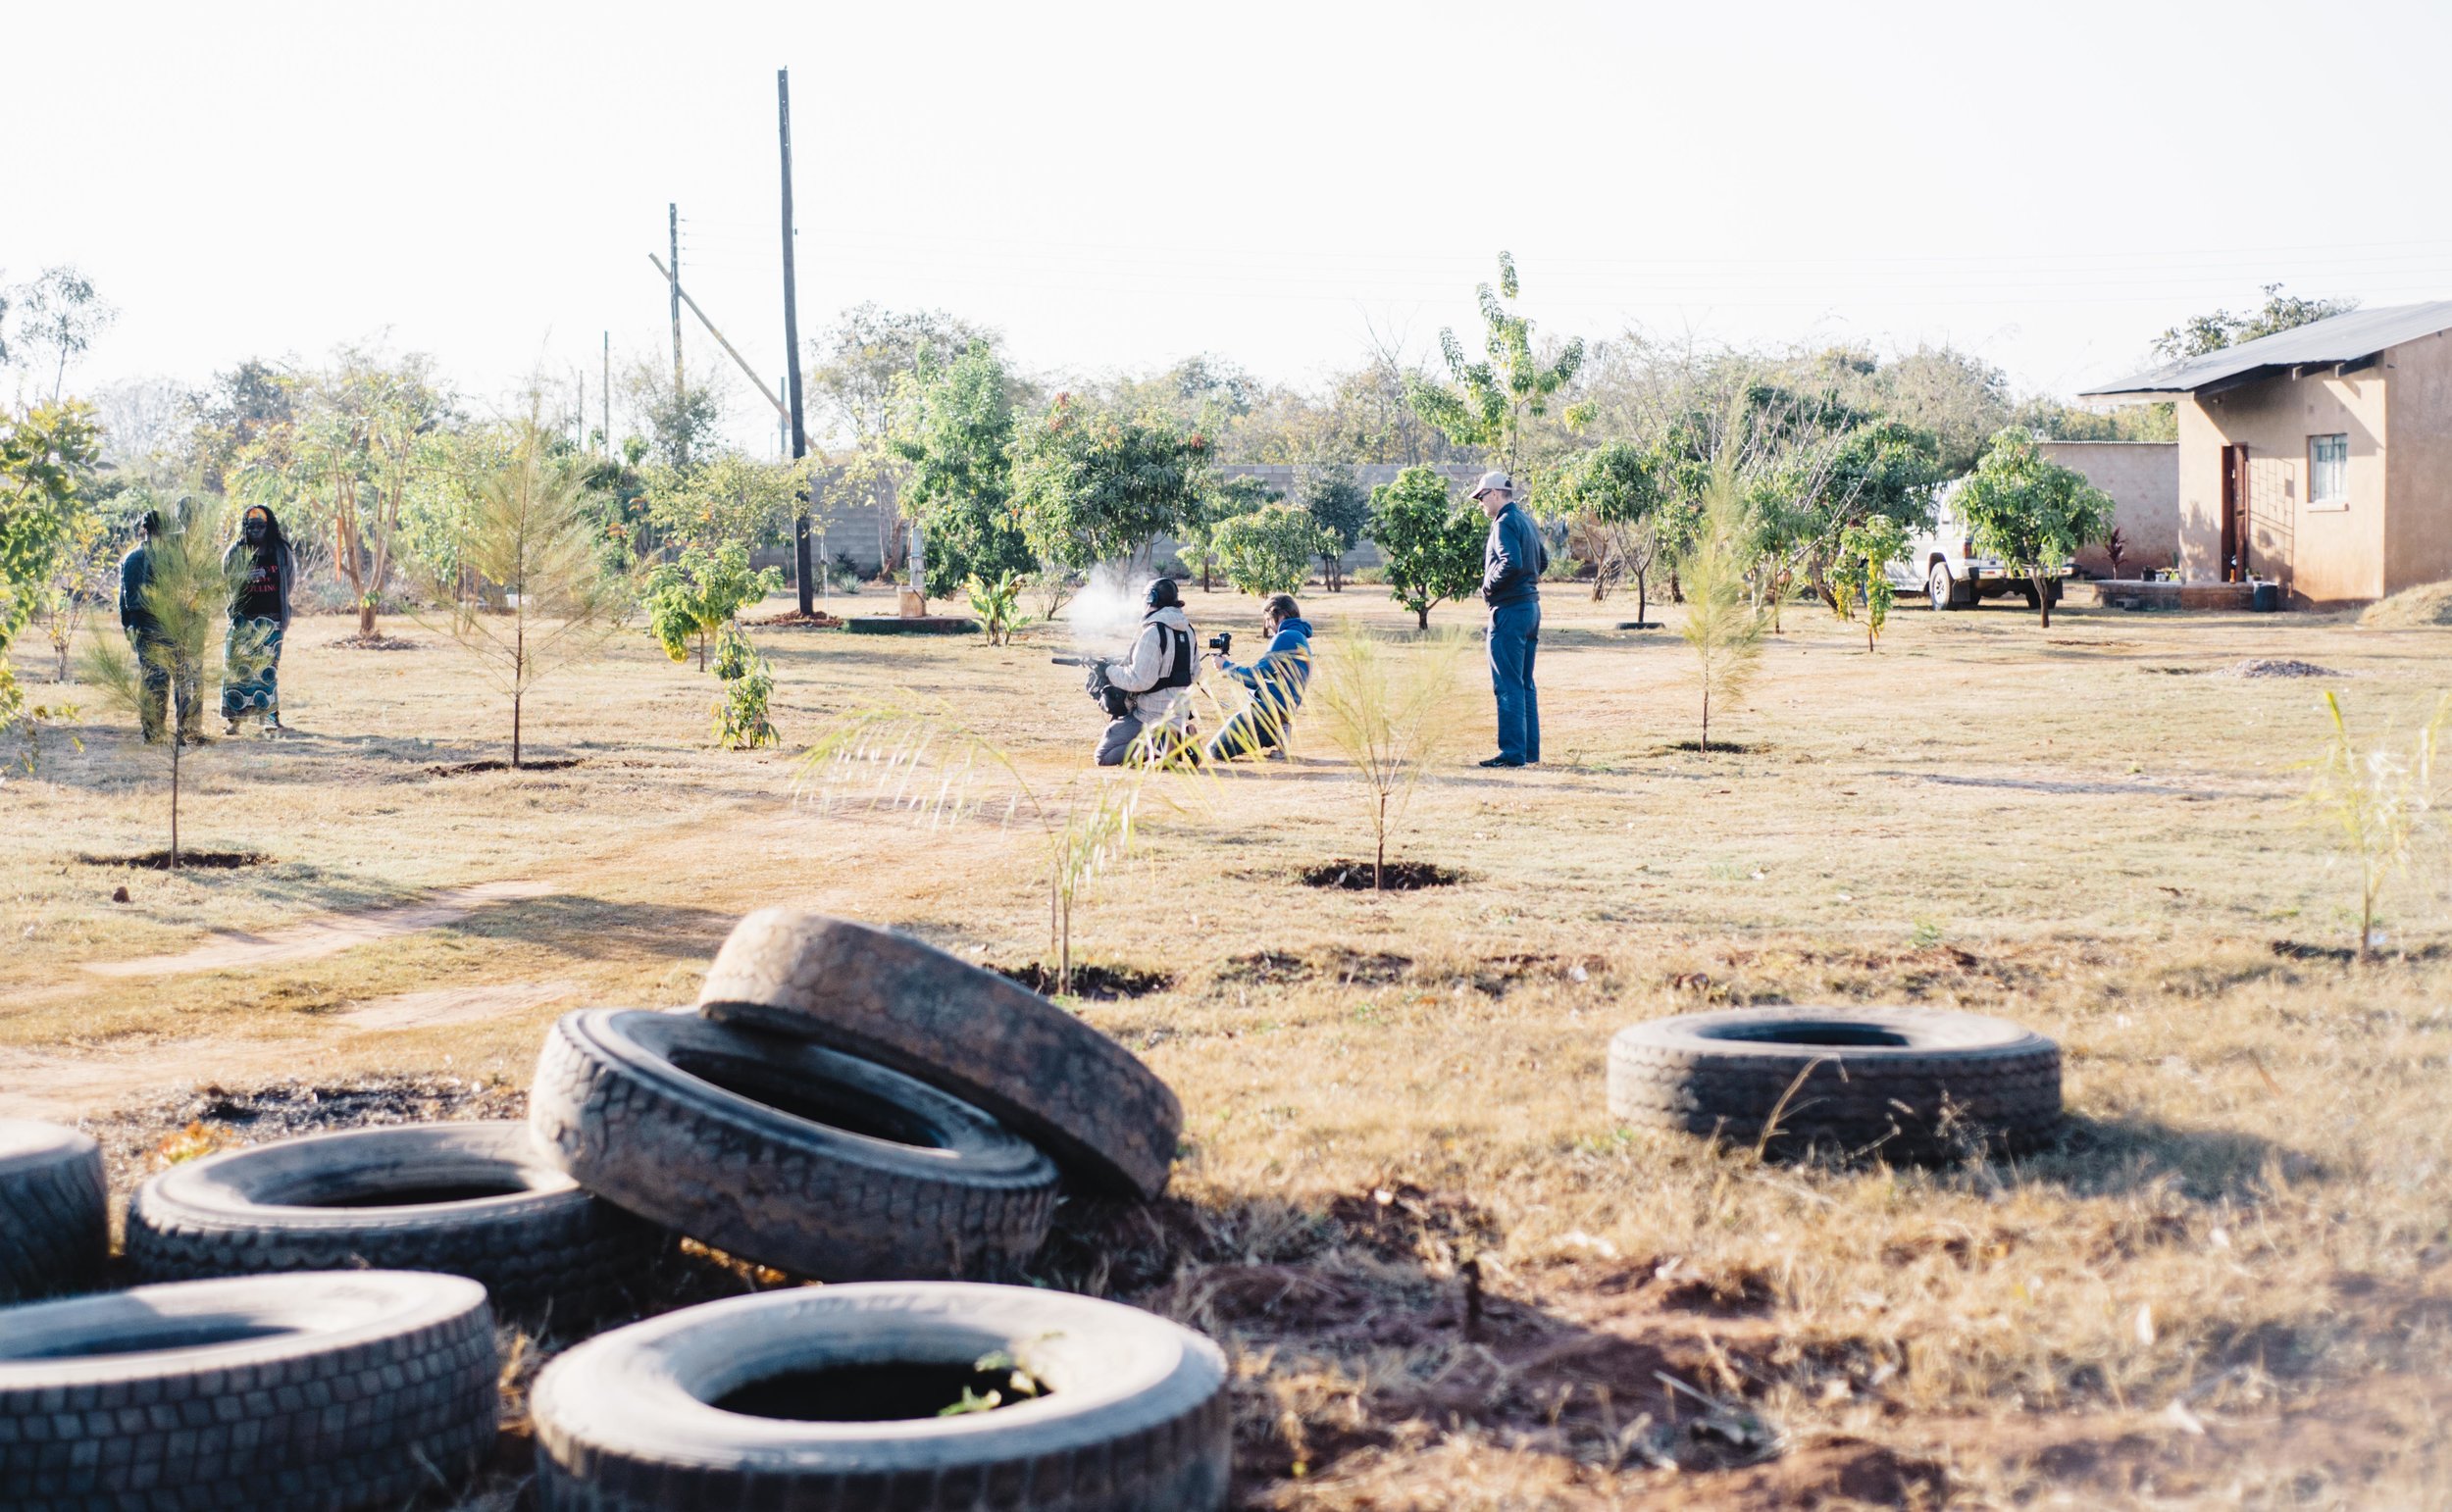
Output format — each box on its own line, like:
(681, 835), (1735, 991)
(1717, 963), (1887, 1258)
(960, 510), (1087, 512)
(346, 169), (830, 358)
(13, 0), (2452, 450)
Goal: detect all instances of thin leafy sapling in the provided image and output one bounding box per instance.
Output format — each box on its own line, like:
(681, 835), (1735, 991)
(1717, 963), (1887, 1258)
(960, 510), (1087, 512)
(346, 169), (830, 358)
(1304, 631), (1469, 889)
(1676, 447), (1768, 753)
(2302, 691), (2445, 961)
(81, 495), (250, 867)
(1830, 514), (1908, 652)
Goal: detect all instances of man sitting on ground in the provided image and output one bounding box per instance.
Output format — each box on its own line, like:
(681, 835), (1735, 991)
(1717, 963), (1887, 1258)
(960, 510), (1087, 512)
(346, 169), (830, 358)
(1204, 592), (1312, 762)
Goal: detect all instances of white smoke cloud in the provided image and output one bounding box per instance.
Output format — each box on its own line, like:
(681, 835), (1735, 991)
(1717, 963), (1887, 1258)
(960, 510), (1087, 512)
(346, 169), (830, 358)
(1061, 565), (1150, 654)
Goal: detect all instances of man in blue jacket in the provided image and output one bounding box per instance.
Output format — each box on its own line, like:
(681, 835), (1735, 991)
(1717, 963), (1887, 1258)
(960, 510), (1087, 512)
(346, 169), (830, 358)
(1473, 471), (1545, 767)
(1204, 593), (1311, 762)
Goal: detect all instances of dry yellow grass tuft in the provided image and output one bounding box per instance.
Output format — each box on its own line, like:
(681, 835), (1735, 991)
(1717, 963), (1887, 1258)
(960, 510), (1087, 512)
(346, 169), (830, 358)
(2360, 579), (2452, 629)
(8, 585), (2452, 1507)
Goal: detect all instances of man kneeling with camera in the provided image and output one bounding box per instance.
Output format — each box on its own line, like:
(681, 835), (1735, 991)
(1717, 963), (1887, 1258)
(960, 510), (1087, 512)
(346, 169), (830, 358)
(1204, 592), (1312, 762)
(1089, 578), (1200, 767)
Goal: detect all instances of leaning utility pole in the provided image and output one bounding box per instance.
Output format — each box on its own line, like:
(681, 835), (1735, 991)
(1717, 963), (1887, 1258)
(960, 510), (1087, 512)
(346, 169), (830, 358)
(779, 67), (815, 615)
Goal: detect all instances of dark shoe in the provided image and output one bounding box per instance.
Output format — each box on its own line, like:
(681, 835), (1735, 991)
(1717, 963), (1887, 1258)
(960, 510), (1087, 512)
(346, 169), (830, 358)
(1478, 756), (1525, 769)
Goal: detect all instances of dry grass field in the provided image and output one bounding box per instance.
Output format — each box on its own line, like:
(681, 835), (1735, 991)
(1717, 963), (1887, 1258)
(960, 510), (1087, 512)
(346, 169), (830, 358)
(5, 581), (2451, 1509)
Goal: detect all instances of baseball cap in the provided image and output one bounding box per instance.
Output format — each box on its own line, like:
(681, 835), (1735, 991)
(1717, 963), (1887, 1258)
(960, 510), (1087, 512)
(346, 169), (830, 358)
(1470, 471), (1513, 499)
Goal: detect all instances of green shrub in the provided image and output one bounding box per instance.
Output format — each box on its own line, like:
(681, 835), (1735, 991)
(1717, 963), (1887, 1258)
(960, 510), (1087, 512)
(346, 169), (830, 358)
(711, 624), (777, 749)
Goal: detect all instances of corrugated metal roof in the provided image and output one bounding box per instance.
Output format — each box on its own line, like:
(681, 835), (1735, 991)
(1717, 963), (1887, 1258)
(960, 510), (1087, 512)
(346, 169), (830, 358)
(2080, 300), (2452, 397)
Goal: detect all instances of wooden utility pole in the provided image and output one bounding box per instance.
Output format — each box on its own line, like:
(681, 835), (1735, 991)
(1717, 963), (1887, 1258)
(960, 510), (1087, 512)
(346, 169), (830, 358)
(668, 203), (684, 402)
(779, 67), (814, 615)
(601, 331), (610, 456)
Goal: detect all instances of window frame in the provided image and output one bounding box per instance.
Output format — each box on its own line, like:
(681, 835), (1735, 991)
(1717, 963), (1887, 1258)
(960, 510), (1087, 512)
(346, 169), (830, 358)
(2308, 432), (2350, 510)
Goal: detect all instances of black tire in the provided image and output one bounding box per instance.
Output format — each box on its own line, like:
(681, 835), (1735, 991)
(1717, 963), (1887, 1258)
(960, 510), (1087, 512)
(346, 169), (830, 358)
(532, 1282), (1230, 1511)
(126, 1121), (663, 1322)
(530, 1010), (1057, 1281)
(0, 1270), (497, 1511)
(1608, 1007), (2062, 1160)
(2019, 580), (2041, 610)
(0, 1121), (107, 1302)
(697, 909), (1183, 1199)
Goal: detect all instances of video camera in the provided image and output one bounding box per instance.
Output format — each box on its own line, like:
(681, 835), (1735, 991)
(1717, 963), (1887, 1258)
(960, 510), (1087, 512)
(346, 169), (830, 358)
(1206, 631), (1232, 657)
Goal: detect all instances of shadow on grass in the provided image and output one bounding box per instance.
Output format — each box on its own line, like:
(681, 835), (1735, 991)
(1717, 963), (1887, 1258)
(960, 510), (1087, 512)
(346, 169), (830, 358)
(436, 892), (740, 960)
(1031, 1187), (1859, 1499)
(1989, 1111), (2320, 1203)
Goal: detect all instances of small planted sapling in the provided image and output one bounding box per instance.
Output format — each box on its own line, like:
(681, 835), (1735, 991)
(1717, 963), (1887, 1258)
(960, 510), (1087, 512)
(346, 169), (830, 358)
(965, 570), (1023, 646)
(1370, 468), (1485, 630)
(81, 493), (248, 867)
(1676, 447), (1768, 753)
(2302, 691), (2446, 960)
(1304, 631), (1469, 889)
(645, 543), (783, 671)
(1830, 514), (1908, 652)
(710, 624), (778, 749)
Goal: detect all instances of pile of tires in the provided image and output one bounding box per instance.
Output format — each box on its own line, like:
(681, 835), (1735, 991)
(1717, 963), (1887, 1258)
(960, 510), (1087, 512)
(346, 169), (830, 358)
(0, 908), (1216, 1510)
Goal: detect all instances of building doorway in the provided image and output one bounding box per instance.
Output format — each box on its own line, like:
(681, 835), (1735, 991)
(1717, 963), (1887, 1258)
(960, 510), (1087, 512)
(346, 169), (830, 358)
(2220, 444), (2249, 581)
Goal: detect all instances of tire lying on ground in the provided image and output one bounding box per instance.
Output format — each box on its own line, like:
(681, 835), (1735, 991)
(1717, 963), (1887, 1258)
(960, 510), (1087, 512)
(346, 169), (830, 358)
(0, 1270), (497, 1511)
(1608, 1006), (2062, 1159)
(696, 908), (1183, 1199)
(532, 1281), (1231, 1512)
(0, 1120), (108, 1302)
(531, 1009), (1058, 1280)
(126, 1121), (663, 1320)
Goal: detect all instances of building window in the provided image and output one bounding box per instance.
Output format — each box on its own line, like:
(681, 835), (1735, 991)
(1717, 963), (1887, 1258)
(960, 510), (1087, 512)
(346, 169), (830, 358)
(2310, 433), (2349, 506)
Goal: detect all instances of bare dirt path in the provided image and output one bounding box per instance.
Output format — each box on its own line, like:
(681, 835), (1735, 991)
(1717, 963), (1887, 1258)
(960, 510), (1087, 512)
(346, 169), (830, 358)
(81, 880), (555, 978)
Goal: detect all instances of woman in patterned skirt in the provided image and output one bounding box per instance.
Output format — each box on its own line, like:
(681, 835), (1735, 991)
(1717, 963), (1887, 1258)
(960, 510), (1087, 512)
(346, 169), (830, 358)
(220, 504), (297, 734)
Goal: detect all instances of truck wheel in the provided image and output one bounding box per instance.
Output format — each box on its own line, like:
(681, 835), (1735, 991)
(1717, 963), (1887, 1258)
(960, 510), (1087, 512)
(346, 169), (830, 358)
(532, 1282), (1231, 1512)
(697, 909), (1182, 1199)
(530, 1009), (1058, 1281)
(0, 1121), (107, 1302)
(0, 1271), (497, 1511)
(126, 1121), (663, 1323)
(1927, 566), (1958, 612)
(1608, 1007), (2062, 1161)
(2018, 581), (2040, 610)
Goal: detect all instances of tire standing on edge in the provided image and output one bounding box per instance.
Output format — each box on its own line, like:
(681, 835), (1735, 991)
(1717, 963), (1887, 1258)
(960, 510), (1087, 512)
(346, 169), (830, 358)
(1608, 1006), (2062, 1160)
(126, 1121), (664, 1321)
(530, 1009), (1058, 1280)
(532, 1282), (1231, 1512)
(0, 1120), (108, 1301)
(697, 909), (1183, 1198)
(0, 1271), (498, 1512)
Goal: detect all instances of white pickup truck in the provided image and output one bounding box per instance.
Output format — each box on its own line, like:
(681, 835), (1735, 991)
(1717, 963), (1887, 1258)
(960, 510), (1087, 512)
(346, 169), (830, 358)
(1884, 479), (2069, 611)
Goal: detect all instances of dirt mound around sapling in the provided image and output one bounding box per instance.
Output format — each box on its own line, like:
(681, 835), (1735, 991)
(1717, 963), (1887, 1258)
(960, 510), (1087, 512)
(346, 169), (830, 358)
(992, 962), (1173, 999)
(1301, 860), (1462, 891)
(2360, 580), (2452, 629)
(424, 757), (584, 777)
(79, 850), (269, 871)
(332, 634), (421, 651)
(742, 611), (844, 629)
(2217, 659), (2340, 679)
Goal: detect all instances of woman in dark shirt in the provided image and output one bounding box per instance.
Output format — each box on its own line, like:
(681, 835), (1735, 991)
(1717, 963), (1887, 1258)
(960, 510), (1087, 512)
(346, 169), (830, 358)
(220, 504), (297, 734)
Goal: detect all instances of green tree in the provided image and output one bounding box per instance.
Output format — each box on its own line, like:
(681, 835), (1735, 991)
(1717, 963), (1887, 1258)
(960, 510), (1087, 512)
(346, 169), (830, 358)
(640, 452), (802, 557)
(1405, 252), (1591, 472)
(892, 341), (1033, 599)
(1370, 467), (1485, 630)
(645, 543), (784, 672)
(1954, 428), (2116, 629)
(421, 428), (628, 767)
(36, 498), (117, 682)
(81, 495), (249, 867)
(1557, 441), (1673, 619)
(1008, 398), (1210, 570)
(2153, 284), (2360, 363)
(1211, 504), (1326, 598)
(1, 402), (103, 659)
(1180, 474), (1274, 591)
(10, 267), (116, 403)
(1830, 514), (1909, 652)
(1301, 463), (1370, 591)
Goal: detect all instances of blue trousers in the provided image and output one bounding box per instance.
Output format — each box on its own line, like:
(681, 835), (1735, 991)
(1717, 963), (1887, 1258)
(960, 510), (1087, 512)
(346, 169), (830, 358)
(1487, 601), (1540, 763)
